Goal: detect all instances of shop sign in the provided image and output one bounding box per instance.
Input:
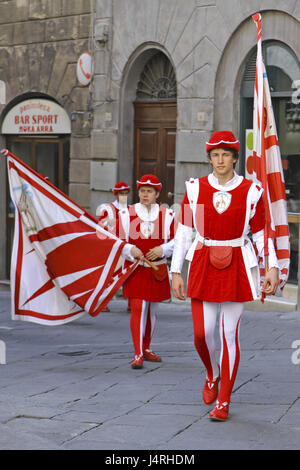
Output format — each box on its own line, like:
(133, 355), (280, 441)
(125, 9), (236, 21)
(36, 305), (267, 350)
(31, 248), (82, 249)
(1, 98), (71, 134)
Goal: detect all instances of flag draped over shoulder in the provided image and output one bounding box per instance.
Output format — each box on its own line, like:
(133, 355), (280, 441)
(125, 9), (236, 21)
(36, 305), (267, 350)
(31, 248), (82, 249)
(3, 149), (139, 325)
(251, 13), (290, 294)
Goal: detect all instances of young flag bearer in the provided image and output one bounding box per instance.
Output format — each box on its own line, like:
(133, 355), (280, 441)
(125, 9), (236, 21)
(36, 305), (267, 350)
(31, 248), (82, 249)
(171, 131), (279, 421)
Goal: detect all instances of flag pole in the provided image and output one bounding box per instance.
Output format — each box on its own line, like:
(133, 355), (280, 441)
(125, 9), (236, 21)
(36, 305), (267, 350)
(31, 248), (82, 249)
(141, 257), (159, 271)
(252, 13), (270, 290)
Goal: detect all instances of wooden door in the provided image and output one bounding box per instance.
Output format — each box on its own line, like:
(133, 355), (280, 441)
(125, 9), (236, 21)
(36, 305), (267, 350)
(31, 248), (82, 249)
(134, 102), (176, 205)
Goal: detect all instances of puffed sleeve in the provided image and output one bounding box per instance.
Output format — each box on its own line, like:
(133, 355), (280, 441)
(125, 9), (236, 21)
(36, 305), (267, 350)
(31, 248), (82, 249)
(249, 188), (265, 235)
(97, 204), (109, 222)
(160, 210), (175, 258)
(170, 191), (194, 273)
(250, 186), (279, 269)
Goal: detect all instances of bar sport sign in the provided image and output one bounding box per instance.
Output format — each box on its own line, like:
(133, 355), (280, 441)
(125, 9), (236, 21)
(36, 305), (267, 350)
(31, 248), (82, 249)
(2, 98), (71, 134)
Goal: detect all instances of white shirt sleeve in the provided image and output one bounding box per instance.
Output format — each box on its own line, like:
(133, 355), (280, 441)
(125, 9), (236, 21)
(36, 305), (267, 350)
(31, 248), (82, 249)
(252, 229), (279, 269)
(121, 243), (136, 262)
(170, 222), (193, 273)
(160, 239), (175, 258)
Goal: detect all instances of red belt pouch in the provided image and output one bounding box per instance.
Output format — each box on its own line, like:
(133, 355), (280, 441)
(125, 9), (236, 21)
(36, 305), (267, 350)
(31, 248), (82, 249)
(209, 246), (233, 270)
(153, 264), (169, 281)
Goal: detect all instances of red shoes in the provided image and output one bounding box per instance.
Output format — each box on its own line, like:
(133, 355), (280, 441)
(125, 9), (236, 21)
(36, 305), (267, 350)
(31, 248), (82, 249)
(131, 350), (162, 368)
(143, 349), (162, 362)
(131, 355), (143, 369)
(202, 376), (220, 405)
(203, 373), (230, 421)
(209, 401), (229, 421)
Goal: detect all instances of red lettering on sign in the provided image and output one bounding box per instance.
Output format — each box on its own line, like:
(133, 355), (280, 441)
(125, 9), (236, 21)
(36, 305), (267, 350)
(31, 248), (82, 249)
(16, 115), (30, 124)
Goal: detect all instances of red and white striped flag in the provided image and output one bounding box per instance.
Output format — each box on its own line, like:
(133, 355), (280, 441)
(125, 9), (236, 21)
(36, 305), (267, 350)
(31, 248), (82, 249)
(3, 149), (139, 325)
(251, 13), (290, 294)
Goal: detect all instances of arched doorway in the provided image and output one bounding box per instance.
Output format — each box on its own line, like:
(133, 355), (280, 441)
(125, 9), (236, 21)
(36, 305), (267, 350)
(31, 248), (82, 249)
(119, 47), (177, 205)
(134, 52), (177, 205)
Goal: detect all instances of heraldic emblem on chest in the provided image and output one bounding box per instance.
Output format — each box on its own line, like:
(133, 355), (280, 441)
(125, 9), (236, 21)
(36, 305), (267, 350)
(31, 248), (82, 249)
(213, 191), (232, 214)
(140, 221), (155, 238)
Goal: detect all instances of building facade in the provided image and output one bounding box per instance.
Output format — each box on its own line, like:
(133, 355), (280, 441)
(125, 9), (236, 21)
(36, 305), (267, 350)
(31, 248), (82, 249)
(0, 0), (299, 294)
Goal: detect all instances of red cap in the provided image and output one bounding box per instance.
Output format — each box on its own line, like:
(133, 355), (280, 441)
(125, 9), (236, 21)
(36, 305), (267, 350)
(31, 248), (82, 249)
(206, 131), (240, 152)
(113, 181), (130, 195)
(136, 174), (162, 191)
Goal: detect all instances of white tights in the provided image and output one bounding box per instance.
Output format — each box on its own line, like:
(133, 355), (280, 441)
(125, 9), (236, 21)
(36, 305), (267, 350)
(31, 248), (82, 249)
(191, 300), (244, 403)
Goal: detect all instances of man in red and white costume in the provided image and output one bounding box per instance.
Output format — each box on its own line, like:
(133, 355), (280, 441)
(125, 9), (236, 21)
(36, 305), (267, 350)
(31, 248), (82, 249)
(171, 131), (279, 421)
(97, 181), (131, 312)
(120, 174), (175, 369)
(97, 181), (131, 234)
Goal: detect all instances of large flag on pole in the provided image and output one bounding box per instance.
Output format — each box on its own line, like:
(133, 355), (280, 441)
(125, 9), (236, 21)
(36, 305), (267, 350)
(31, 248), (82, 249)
(251, 12), (290, 294)
(3, 149), (139, 325)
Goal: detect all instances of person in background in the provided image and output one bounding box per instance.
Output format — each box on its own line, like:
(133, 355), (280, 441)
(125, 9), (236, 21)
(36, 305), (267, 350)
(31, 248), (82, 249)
(120, 174), (175, 369)
(97, 181), (131, 232)
(97, 181), (131, 312)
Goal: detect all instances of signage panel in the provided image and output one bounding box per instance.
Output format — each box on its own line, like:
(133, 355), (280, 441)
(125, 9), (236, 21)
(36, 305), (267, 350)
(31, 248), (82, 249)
(2, 99), (71, 134)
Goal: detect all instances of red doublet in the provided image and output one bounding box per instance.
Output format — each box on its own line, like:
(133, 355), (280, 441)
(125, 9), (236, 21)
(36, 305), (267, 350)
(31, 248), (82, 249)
(121, 205), (174, 302)
(98, 201), (128, 238)
(183, 176), (265, 302)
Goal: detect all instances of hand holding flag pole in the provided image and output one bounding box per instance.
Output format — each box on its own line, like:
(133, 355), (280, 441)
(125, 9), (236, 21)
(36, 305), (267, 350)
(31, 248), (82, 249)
(130, 245), (159, 271)
(2, 148), (140, 324)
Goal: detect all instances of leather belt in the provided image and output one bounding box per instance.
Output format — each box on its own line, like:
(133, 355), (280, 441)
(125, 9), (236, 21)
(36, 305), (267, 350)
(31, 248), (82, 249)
(196, 234), (246, 247)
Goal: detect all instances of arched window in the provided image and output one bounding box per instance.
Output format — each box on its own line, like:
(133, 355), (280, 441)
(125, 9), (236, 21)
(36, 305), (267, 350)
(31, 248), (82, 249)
(240, 41), (300, 283)
(136, 52), (177, 101)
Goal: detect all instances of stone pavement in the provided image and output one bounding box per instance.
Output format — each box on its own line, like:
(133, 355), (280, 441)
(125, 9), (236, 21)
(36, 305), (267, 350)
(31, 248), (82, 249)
(0, 288), (300, 451)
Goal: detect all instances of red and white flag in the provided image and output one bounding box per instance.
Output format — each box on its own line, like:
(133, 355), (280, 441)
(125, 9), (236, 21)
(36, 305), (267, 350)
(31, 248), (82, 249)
(251, 13), (290, 294)
(3, 149), (139, 325)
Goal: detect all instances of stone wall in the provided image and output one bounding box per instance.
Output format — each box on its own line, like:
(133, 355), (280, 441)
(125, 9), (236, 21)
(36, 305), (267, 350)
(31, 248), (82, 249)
(0, 0), (93, 210)
(92, 0), (300, 206)
(0, 0), (93, 278)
